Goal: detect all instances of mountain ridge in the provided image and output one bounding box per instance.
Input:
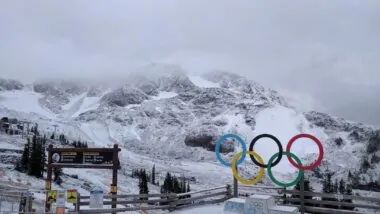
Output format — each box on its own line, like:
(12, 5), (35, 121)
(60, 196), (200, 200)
(0, 64), (379, 197)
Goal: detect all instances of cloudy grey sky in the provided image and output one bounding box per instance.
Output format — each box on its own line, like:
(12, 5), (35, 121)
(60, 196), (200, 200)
(1, 0), (380, 125)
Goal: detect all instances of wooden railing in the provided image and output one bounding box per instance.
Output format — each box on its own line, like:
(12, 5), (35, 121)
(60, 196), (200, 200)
(283, 189), (380, 214)
(76, 185), (231, 213)
(237, 185), (380, 214)
(29, 183), (379, 213)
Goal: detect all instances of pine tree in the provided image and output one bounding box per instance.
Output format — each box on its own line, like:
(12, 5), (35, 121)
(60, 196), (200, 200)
(152, 164), (156, 185)
(139, 169), (149, 200)
(186, 182), (191, 198)
(50, 133), (55, 140)
(333, 179), (338, 193)
(40, 135), (47, 176)
(172, 176), (180, 193)
(338, 179), (346, 194)
(162, 172), (173, 193)
(18, 140), (30, 172)
(342, 184), (355, 210)
(322, 169), (339, 209)
(28, 135), (43, 178)
(322, 170), (333, 193)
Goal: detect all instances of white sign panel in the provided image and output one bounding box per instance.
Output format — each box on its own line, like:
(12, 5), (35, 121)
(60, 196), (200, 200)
(56, 190), (66, 208)
(89, 187), (104, 208)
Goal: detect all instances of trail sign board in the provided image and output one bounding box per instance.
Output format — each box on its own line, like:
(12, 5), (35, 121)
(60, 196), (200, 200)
(51, 151), (113, 165)
(46, 144), (121, 214)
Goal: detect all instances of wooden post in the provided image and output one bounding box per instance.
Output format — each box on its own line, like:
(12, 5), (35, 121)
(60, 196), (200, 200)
(28, 192), (33, 213)
(77, 192), (81, 211)
(45, 144), (53, 212)
(74, 192), (80, 211)
(226, 184), (232, 199)
(299, 174), (305, 214)
(111, 144), (119, 214)
(18, 192), (26, 212)
(233, 165), (238, 197)
(282, 187), (286, 204)
(168, 193), (178, 212)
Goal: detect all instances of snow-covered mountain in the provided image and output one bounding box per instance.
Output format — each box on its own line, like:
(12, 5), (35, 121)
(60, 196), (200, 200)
(0, 63), (379, 198)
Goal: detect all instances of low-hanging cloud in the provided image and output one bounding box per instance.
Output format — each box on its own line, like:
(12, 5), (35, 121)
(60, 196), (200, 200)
(1, 0), (380, 125)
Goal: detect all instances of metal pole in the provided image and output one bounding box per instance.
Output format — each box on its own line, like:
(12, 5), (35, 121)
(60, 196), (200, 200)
(45, 144), (53, 212)
(233, 165), (238, 197)
(300, 174), (305, 214)
(111, 144), (119, 214)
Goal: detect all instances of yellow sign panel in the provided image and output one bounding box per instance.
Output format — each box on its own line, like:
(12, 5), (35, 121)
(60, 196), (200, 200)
(62, 152), (77, 155)
(66, 189), (77, 203)
(83, 152), (99, 155)
(110, 185), (117, 193)
(45, 181), (51, 190)
(47, 190), (57, 203)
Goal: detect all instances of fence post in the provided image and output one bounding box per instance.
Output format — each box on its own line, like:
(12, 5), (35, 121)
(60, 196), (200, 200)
(168, 193), (178, 212)
(300, 174), (305, 214)
(226, 184), (232, 199)
(233, 165), (238, 197)
(28, 192), (33, 212)
(75, 192), (80, 211)
(282, 187), (286, 205)
(19, 192), (26, 213)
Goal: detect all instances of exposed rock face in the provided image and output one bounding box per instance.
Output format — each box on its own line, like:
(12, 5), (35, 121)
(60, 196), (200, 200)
(184, 134), (234, 153)
(101, 86), (149, 107)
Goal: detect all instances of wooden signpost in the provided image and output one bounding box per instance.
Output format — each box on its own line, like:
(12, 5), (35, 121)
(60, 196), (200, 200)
(45, 144), (121, 214)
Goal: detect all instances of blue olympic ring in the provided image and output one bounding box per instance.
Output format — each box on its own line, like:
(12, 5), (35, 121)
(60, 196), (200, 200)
(215, 133), (247, 167)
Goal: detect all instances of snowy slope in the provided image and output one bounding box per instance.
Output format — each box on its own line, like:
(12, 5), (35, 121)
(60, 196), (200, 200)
(0, 90), (56, 118)
(0, 65), (379, 211)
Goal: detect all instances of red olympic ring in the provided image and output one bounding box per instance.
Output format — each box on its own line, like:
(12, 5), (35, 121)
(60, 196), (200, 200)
(286, 133), (324, 170)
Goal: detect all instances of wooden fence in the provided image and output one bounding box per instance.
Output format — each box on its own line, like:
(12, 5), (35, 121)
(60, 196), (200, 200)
(39, 183), (379, 213)
(237, 185), (380, 214)
(76, 185), (231, 213)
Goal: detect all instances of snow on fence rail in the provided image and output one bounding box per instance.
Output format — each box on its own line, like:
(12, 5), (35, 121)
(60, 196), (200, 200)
(237, 185), (380, 214)
(283, 189), (380, 214)
(77, 185), (231, 213)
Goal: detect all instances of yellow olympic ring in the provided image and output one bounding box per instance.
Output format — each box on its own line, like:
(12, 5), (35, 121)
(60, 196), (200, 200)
(231, 151), (265, 185)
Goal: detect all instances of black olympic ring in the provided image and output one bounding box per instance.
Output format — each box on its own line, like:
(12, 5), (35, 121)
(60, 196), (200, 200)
(248, 134), (283, 168)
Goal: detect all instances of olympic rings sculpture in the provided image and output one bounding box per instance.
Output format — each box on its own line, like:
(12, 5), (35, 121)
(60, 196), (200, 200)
(215, 133), (324, 188)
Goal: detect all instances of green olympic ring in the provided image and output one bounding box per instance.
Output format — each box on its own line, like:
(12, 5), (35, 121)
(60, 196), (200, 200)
(267, 151), (304, 188)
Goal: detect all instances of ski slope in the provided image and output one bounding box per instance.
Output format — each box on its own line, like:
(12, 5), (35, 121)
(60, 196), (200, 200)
(0, 90), (56, 118)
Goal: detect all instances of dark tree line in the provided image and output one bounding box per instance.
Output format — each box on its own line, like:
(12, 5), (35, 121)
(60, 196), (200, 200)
(289, 169), (354, 213)
(71, 140), (88, 148)
(15, 126), (46, 178)
(137, 169), (149, 200)
(52, 133), (89, 148)
(14, 125), (63, 184)
(160, 172), (191, 196)
(321, 169), (354, 211)
(132, 166), (192, 203)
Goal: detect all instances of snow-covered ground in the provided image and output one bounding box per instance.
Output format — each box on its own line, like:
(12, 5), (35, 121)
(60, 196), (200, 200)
(188, 75), (220, 88)
(0, 90), (56, 118)
(173, 204), (224, 214)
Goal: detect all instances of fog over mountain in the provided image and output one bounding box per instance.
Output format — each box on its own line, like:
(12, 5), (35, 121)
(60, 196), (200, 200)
(1, 0), (380, 125)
